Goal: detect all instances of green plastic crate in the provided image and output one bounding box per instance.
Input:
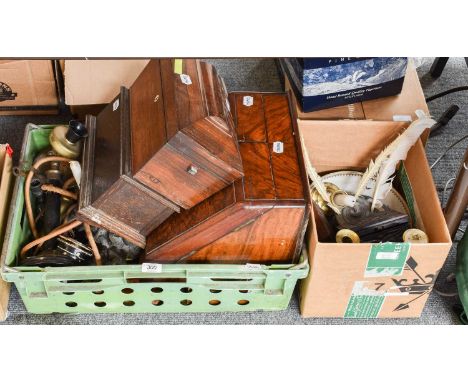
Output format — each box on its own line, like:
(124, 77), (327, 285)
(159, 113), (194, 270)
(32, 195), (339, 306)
(0, 124), (308, 314)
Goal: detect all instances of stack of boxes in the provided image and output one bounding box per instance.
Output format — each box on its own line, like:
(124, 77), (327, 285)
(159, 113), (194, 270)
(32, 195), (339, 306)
(281, 58), (452, 318)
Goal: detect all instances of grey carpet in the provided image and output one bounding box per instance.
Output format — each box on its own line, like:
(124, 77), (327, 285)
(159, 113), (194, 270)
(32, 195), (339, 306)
(1, 57), (467, 325)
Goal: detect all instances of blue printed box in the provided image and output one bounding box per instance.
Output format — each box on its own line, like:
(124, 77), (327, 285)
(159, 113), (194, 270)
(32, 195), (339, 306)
(280, 57), (408, 113)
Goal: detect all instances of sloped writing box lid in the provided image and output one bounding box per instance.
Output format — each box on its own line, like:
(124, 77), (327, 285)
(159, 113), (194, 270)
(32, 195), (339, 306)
(144, 92), (309, 264)
(129, 59), (243, 209)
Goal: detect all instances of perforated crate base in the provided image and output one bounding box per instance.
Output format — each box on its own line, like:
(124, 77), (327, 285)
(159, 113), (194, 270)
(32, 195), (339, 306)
(18, 283), (294, 314)
(8, 263), (308, 314)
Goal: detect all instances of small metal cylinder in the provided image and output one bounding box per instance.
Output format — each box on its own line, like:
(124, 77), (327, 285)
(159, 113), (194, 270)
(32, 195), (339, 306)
(336, 229), (360, 243)
(403, 229), (429, 243)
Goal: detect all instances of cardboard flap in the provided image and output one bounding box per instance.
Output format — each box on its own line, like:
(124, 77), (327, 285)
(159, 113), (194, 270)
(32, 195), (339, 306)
(299, 119), (452, 318)
(363, 61), (429, 121)
(0, 60), (57, 107)
(404, 141), (451, 244)
(299, 120), (407, 172)
(64, 59), (149, 105)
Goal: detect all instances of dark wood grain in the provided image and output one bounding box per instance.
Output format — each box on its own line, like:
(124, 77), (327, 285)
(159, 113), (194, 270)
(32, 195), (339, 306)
(235, 93), (267, 142)
(80, 178), (177, 247)
(270, 141), (304, 199)
(93, 178), (176, 233)
(186, 206), (305, 264)
(146, 202), (270, 263)
(198, 60), (224, 120)
(89, 93), (125, 203)
(131, 59), (243, 209)
(78, 59), (242, 246)
(130, 59), (166, 173)
(240, 143), (275, 200)
(182, 59), (207, 128)
(134, 143), (228, 209)
(168, 118), (243, 182)
(78, 101), (179, 247)
(182, 116), (244, 176)
(264, 94), (293, 142)
(147, 184), (237, 250)
(159, 59), (179, 140)
(145, 92), (309, 264)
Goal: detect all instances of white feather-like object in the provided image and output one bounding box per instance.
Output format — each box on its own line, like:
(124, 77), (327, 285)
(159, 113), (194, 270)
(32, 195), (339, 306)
(354, 111), (436, 209)
(299, 130), (341, 214)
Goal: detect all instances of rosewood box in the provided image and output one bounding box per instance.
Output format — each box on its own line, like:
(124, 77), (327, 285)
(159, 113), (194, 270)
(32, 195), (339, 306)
(78, 59), (243, 247)
(144, 92), (310, 264)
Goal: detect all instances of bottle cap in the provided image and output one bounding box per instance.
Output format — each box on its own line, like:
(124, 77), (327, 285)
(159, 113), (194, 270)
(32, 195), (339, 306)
(65, 120), (88, 144)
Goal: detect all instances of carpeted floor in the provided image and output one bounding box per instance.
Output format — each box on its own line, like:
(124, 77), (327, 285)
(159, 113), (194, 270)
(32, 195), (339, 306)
(1, 57), (467, 324)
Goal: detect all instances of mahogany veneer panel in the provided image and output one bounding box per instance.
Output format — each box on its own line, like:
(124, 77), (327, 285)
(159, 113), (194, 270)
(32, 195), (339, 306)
(145, 92), (310, 264)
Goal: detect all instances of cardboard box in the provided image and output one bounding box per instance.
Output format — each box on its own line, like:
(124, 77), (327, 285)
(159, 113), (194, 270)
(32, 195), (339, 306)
(286, 62), (428, 122)
(69, 104), (106, 122)
(0, 60), (58, 115)
(281, 57), (407, 112)
(299, 120), (452, 318)
(0, 144), (13, 321)
(64, 59), (149, 105)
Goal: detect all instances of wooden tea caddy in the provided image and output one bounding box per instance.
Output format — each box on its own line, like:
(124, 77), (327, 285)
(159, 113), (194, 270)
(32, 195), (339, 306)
(78, 59), (243, 247)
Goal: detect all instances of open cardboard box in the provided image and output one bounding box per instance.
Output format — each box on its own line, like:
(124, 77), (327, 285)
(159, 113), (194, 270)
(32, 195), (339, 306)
(0, 144), (13, 321)
(63, 59), (149, 105)
(286, 62), (429, 122)
(62, 59), (150, 120)
(299, 120), (452, 318)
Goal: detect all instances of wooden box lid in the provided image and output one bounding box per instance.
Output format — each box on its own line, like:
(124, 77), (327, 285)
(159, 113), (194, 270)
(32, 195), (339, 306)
(78, 59), (244, 245)
(129, 59), (243, 208)
(145, 92), (310, 263)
